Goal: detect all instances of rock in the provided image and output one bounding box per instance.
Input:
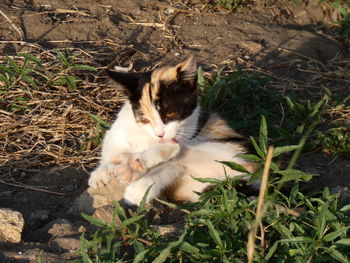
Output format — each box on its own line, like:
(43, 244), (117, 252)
(25, 218), (86, 242)
(237, 41), (263, 54)
(151, 224), (183, 236)
(69, 177), (128, 215)
(50, 237), (81, 253)
(46, 218), (85, 237)
(27, 210), (50, 230)
(0, 208), (24, 243)
(150, 223), (184, 241)
(93, 205), (120, 225)
(68, 190), (94, 215)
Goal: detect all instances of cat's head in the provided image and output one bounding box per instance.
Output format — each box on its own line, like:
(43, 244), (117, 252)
(107, 56), (199, 143)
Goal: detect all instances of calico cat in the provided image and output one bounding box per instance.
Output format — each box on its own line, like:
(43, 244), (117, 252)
(88, 56), (255, 206)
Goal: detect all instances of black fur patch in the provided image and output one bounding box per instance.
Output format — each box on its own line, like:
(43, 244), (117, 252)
(156, 80), (198, 123)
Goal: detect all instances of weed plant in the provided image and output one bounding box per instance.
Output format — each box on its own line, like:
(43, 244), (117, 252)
(320, 0), (350, 36)
(199, 68), (350, 157)
(74, 116), (350, 263)
(0, 49), (96, 93)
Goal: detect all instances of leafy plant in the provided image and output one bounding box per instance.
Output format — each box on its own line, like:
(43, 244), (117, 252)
(317, 126), (350, 157)
(0, 53), (42, 90)
(0, 50), (97, 92)
(198, 67), (330, 149)
(74, 116), (350, 263)
(48, 49), (97, 89)
(315, 90), (350, 157)
(319, 0), (350, 36)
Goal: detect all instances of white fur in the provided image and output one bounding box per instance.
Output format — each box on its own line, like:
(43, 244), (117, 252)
(88, 101), (181, 189)
(89, 101), (249, 206)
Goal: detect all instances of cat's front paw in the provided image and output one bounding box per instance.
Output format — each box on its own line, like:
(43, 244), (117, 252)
(88, 166), (111, 189)
(117, 155), (147, 183)
(88, 161), (127, 189)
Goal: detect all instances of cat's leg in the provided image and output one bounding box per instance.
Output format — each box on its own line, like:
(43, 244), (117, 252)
(168, 144), (256, 202)
(118, 143), (181, 182)
(123, 162), (183, 206)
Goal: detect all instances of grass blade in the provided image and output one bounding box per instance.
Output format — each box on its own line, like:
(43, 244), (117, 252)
(206, 220), (223, 249)
(329, 249), (350, 263)
(219, 161), (250, 173)
(81, 213), (111, 228)
(88, 113), (111, 128)
(259, 115), (268, 154)
(19, 53), (43, 67)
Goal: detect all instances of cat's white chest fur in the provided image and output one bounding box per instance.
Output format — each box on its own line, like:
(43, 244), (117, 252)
(101, 102), (156, 162)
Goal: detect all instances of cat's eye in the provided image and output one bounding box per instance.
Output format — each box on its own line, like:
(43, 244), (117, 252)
(166, 112), (177, 119)
(138, 117), (150, 124)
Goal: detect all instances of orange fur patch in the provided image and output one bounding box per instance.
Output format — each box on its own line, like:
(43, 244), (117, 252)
(201, 114), (245, 147)
(139, 83), (157, 124)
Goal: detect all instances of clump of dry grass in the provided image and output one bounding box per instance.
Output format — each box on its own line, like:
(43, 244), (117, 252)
(0, 48), (126, 179)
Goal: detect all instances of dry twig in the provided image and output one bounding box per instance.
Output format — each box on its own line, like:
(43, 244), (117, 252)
(0, 179), (70, 196)
(247, 146), (274, 263)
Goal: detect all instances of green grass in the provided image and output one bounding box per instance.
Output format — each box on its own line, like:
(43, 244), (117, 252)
(72, 116), (350, 263)
(199, 68), (350, 157)
(0, 49), (96, 93)
(76, 187), (350, 262)
(320, 0), (350, 36)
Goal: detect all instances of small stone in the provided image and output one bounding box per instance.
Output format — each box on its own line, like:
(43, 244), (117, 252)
(165, 8), (175, 14)
(151, 223), (183, 237)
(50, 237), (81, 253)
(78, 225), (86, 233)
(93, 205), (120, 225)
(47, 219), (75, 237)
(238, 41), (263, 54)
(0, 208), (24, 243)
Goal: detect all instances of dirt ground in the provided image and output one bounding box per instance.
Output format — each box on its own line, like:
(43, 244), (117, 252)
(0, 0), (349, 262)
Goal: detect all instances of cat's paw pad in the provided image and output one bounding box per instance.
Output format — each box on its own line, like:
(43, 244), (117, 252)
(117, 156), (147, 183)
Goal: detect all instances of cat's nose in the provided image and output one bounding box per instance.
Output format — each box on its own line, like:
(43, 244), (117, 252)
(154, 126), (165, 138)
(156, 132), (165, 138)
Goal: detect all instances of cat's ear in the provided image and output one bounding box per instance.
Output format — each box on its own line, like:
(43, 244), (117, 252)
(177, 56), (197, 80)
(107, 70), (140, 93)
(176, 56), (197, 89)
